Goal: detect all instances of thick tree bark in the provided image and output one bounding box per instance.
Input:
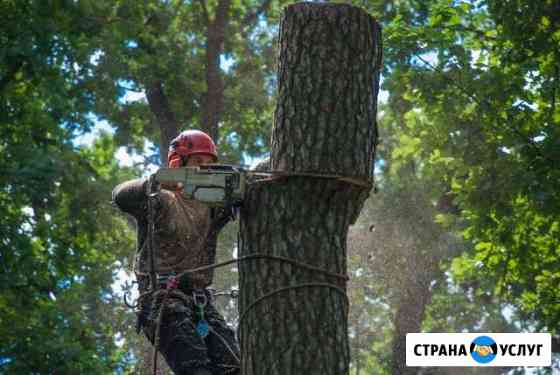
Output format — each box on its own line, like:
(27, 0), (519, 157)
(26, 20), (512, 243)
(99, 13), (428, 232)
(271, 4), (381, 175)
(239, 4), (381, 375)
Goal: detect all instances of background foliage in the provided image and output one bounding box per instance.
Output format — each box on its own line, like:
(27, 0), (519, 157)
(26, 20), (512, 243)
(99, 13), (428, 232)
(1, 0), (557, 373)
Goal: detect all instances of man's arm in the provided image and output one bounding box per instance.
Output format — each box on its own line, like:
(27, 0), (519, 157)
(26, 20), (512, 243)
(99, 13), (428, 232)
(112, 178), (148, 219)
(210, 207), (235, 232)
(206, 207), (235, 263)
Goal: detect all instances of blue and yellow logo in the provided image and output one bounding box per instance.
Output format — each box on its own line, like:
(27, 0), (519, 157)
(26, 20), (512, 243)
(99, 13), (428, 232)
(470, 336), (497, 364)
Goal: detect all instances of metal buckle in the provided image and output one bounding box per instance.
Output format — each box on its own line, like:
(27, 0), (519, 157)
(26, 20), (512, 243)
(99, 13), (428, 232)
(156, 272), (176, 286)
(192, 290), (208, 308)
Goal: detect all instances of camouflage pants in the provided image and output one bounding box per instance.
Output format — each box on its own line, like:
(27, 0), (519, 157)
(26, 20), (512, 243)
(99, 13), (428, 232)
(139, 289), (240, 375)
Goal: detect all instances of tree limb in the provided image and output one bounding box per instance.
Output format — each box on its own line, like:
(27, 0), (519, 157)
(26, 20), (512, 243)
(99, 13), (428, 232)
(241, 0), (273, 27)
(197, 0), (210, 25)
(414, 53), (553, 164)
(145, 81), (180, 163)
(0, 59), (24, 94)
(201, 0), (231, 139)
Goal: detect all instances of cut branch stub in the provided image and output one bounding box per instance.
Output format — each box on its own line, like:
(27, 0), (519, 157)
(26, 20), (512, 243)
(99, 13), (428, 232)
(271, 2), (382, 181)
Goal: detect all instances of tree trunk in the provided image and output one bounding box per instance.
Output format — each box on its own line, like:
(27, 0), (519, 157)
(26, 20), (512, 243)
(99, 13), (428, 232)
(239, 4), (382, 375)
(391, 276), (433, 375)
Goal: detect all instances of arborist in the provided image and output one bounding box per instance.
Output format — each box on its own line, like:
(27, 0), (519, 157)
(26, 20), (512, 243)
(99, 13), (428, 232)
(112, 129), (240, 375)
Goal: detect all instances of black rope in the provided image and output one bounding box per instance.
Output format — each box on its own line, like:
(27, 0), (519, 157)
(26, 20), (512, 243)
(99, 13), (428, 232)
(149, 287), (192, 375)
(175, 254), (348, 281)
(236, 282), (349, 341)
(208, 326), (241, 365)
(147, 175), (159, 292)
(133, 253), (347, 308)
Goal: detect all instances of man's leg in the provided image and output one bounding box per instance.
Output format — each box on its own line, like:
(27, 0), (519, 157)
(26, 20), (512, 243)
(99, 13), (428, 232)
(142, 296), (214, 374)
(204, 303), (241, 375)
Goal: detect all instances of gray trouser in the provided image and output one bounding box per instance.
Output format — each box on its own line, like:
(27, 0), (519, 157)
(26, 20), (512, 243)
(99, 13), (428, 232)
(139, 289), (240, 375)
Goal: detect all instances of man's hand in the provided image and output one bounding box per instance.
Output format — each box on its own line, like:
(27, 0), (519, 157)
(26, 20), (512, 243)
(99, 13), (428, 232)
(160, 181), (183, 191)
(210, 206), (236, 232)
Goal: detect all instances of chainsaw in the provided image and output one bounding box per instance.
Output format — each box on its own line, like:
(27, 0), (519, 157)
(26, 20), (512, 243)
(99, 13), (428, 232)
(153, 164), (248, 207)
(153, 163), (369, 208)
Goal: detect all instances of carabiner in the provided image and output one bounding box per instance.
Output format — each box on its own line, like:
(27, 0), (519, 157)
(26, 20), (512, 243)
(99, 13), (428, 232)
(192, 290), (208, 308)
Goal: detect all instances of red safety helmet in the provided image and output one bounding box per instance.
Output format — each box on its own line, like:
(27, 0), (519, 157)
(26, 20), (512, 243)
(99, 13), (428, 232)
(167, 130), (218, 168)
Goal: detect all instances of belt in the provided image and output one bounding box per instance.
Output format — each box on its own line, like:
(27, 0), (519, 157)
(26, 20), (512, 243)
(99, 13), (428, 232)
(156, 272), (179, 287)
(155, 272), (211, 297)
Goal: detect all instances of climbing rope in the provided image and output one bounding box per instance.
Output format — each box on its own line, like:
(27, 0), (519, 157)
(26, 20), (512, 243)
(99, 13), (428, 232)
(236, 282), (349, 341)
(146, 174), (159, 292)
(149, 286), (191, 375)
(133, 253), (347, 309)
(208, 326), (241, 364)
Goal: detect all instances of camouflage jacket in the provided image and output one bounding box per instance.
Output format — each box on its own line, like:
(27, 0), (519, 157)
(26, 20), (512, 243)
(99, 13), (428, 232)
(112, 178), (229, 288)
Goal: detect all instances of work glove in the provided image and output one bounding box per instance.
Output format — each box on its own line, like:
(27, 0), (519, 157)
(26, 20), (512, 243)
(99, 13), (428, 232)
(210, 206), (236, 232)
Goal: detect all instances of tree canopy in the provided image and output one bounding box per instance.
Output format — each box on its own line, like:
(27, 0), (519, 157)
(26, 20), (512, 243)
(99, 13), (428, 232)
(1, 0), (558, 373)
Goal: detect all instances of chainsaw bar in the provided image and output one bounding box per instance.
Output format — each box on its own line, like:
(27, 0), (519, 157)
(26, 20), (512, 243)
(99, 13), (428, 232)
(154, 164), (372, 207)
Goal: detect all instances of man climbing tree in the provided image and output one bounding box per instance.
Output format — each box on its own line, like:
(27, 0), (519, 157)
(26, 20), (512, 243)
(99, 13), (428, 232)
(112, 130), (240, 375)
